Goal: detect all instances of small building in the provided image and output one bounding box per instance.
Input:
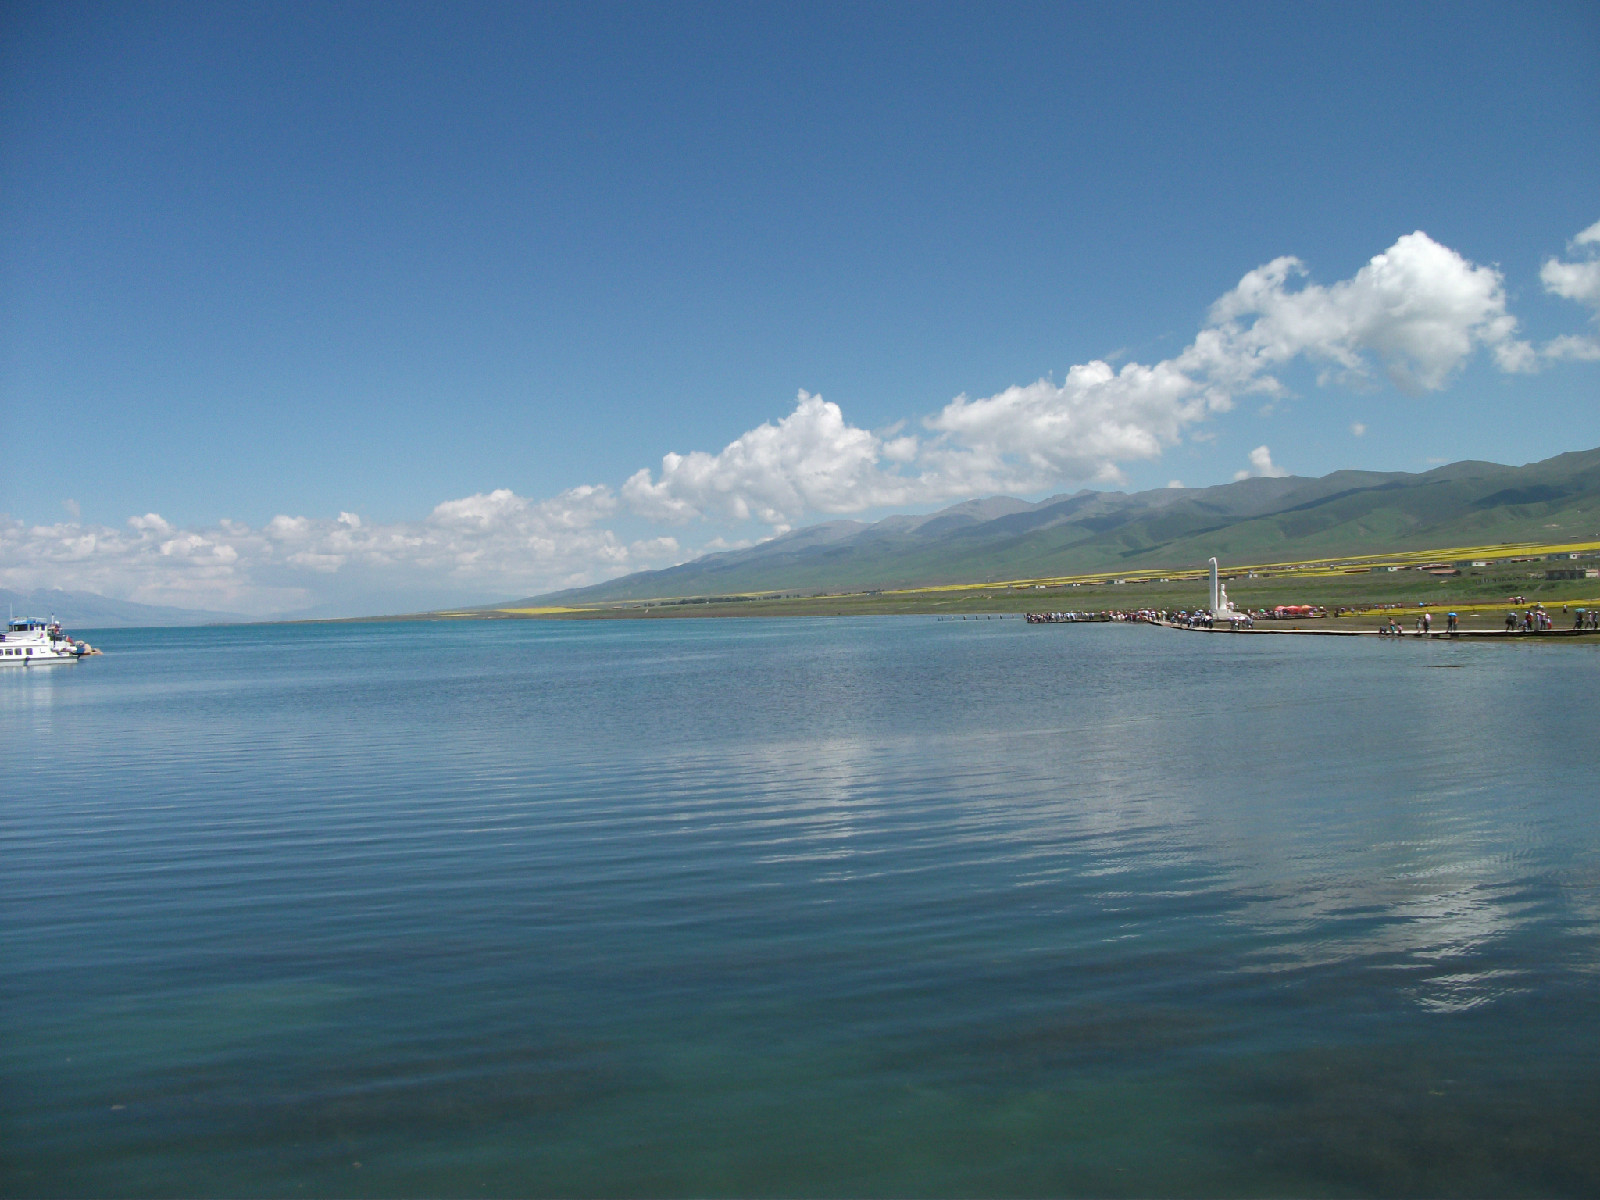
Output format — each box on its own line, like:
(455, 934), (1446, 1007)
(1545, 568), (1599, 580)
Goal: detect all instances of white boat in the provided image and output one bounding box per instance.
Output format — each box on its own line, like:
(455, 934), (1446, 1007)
(0, 617), (98, 666)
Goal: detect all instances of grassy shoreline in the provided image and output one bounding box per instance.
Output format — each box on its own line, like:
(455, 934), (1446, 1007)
(387, 538), (1600, 629)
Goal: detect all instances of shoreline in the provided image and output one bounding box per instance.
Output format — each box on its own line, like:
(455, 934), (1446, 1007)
(1157, 620), (1600, 640)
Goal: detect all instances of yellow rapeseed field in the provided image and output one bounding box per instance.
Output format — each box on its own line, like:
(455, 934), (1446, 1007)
(880, 537), (1600, 598)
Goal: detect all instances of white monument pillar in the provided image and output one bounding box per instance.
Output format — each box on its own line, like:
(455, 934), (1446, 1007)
(1208, 557), (1220, 614)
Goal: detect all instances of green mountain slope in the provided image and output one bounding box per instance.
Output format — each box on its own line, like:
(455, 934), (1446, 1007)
(519, 447), (1600, 605)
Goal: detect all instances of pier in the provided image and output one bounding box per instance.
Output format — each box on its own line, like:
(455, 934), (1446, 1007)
(1024, 554), (1598, 640)
(1020, 610), (1598, 638)
(1161, 621), (1597, 640)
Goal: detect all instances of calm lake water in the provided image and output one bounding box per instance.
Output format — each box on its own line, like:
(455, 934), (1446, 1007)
(3, 617), (1598, 1197)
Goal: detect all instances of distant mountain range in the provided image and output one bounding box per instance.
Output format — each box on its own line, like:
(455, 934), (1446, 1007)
(521, 446), (1600, 605)
(0, 588), (248, 628)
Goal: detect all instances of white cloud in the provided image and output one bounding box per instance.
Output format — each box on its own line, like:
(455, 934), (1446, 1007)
(1350, 422), (1367, 437)
(1193, 231), (1533, 390)
(1538, 217), (1600, 360)
(920, 358), (1211, 495)
(617, 232), (1538, 526)
(1167, 479), (1185, 489)
(265, 514), (312, 540)
(0, 487), (683, 616)
(13, 227), (1592, 615)
(127, 513), (172, 534)
(621, 391), (915, 524)
(1234, 445), (1290, 481)
(617, 237), (1521, 530)
(1540, 259), (1600, 309)
(1543, 333), (1600, 362)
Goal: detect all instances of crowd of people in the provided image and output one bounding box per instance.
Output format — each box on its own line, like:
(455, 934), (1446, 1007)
(1378, 611), (1458, 636)
(1169, 609), (1252, 629)
(1024, 608), (1256, 628)
(1508, 608), (1555, 632)
(1501, 606), (1598, 632)
(1371, 606), (1600, 635)
(1025, 609), (1166, 624)
(1023, 602), (1599, 634)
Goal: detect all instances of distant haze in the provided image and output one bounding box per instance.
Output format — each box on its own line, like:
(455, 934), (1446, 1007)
(0, 588), (248, 629)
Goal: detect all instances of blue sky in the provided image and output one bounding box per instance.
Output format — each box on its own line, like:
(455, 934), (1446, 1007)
(3, 2), (1598, 615)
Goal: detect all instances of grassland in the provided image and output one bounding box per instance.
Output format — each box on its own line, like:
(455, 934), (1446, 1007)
(423, 537), (1600, 629)
(525, 447), (1600, 607)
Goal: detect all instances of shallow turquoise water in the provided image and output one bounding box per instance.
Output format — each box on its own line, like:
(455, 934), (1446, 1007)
(3, 617), (1598, 1197)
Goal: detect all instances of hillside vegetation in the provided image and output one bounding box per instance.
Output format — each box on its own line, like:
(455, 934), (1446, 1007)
(507, 446), (1600, 608)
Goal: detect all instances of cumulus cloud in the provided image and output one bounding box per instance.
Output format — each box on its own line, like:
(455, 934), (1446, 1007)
(0, 486), (681, 616)
(128, 513), (173, 534)
(1542, 276), (1600, 320)
(622, 229), (1532, 524)
(13, 226), (1592, 615)
(1543, 334), (1600, 362)
(920, 358), (1211, 495)
(1193, 231), (1532, 389)
(1539, 218), (1600, 359)
(621, 392), (914, 523)
(1541, 219), (1600, 308)
(1234, 445), (1290, 481)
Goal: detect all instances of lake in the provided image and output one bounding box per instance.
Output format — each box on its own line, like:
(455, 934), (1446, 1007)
(3, 617), (1598, 1197)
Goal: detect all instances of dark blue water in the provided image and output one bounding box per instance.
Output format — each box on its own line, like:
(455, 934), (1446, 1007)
(3, 618), (1598, 1197)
